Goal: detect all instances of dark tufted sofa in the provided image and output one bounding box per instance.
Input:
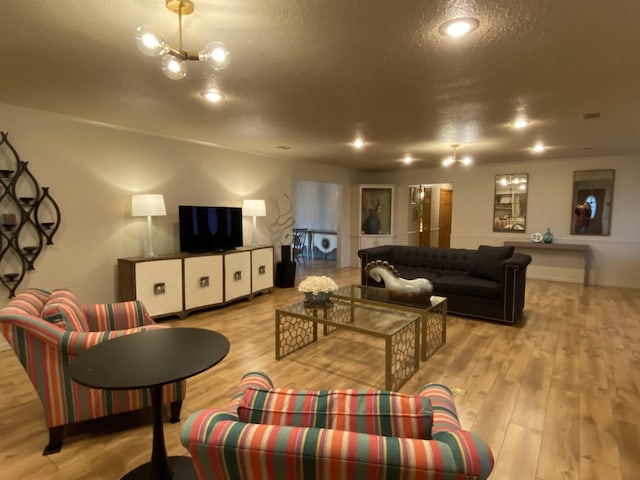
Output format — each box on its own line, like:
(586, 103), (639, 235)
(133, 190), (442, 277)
(358, 244), (532, 324)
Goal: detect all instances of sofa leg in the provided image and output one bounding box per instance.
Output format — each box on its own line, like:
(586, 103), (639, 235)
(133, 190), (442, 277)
(170, 400), (182, 423)
(43, 426), (64, 455)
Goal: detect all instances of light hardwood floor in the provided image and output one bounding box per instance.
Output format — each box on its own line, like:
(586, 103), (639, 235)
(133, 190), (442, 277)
(1, 260), (639, 479)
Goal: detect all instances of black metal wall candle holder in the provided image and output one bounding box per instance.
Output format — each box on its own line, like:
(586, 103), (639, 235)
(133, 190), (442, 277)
(0, 131), (61, 297)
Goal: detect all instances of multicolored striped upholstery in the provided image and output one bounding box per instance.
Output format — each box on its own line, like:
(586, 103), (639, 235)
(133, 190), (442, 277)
(181, 371), (494, 480)
(0, 288), (187, 454)
(42, 289), (90, 330)
(238, 388), (433, 439)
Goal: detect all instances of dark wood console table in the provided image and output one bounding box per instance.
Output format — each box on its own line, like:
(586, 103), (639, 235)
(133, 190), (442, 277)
(70, 328), (229, 480)
(504, 241), (591, 285)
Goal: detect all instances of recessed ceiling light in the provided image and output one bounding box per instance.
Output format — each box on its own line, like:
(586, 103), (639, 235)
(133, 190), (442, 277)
(513, 119), (529, 129)
(353, 137), (365, 149)
(403, 155), (413, 164)
(201, 90), (224, 103)
(439, 17), (480, 38)
(533, 143), (545, 153)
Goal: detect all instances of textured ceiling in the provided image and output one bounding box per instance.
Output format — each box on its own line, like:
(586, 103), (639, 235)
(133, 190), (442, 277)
(1, 0), (639, 171)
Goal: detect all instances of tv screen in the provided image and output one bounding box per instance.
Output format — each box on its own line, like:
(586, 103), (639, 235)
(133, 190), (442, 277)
(179, 205), (243, 253)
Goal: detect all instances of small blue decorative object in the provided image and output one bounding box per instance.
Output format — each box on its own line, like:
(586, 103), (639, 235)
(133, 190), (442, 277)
(543, 227), (553, 244)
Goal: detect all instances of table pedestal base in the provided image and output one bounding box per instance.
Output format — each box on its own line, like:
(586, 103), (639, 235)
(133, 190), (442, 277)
(121, 456), (196, 480)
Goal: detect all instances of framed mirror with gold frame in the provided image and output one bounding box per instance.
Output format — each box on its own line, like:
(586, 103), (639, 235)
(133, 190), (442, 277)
(493, 173), (528, 232)
(571, 169), (614, 235)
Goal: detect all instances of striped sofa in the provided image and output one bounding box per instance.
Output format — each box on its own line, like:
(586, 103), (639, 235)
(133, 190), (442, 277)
(0, 288), (186, 454)
(181, 371), (494, 479)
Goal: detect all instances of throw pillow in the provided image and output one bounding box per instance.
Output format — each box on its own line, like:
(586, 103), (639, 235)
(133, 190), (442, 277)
(42, 289), (89, 331)
(238, 387), (433, 439)
(468, 245), (515, 282)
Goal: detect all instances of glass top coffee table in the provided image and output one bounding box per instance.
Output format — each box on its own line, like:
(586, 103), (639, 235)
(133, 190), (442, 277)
(332, 284), (447, 362)
(276, 298), (420, 391)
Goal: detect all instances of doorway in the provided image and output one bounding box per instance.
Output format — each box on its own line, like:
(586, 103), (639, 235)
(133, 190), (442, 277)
(292, 180), (338, 267)
(412, 183), (453, 248)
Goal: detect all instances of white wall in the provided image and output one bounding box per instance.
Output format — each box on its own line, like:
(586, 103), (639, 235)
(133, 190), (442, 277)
(293, 180), (338, 231)
(0, 103), (354, 307)
(358, 155), (640, 288)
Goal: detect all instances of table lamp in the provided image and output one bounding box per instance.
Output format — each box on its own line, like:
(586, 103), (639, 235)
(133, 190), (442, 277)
(131, 194), (166, 257)
(242, 199), (266, 246)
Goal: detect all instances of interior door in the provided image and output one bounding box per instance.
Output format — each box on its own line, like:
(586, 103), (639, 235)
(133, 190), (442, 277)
(419, 186), (432, 246)
(439, 189), (452, 248)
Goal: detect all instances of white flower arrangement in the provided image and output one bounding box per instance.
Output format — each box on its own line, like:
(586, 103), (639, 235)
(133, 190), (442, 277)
(298, 275), (338, 294)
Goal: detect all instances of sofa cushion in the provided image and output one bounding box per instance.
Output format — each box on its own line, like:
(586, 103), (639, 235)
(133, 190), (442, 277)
(238, 387), (433, 439)
(467, 245), (515, 282)
(6, 288), (50, 316)
(394, 266), (440, 282)
(42, 289), (89, 331)
(433, 275), (500, 299)
(390, 246), (474, 275)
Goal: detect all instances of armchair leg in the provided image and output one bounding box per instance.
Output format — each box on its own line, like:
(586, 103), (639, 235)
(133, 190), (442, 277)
(43, 426), (64, 455)
(170, 400), (182, 423)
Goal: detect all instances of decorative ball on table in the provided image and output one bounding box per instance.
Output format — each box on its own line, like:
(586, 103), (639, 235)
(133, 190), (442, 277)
(298, 275), (338, 308)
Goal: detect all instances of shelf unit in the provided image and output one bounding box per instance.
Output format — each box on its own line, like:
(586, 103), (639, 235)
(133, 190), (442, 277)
(118, 246), (274, 319)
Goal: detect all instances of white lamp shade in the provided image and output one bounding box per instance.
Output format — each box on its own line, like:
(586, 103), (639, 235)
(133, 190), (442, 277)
(242, 199), (266, 217)
(131, 194), (167, 217)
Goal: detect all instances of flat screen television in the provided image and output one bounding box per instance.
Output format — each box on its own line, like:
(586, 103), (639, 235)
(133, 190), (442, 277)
(178, 205), (243, 253)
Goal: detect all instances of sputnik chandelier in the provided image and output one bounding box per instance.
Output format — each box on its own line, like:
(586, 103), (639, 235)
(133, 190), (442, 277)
(135, 0), (230, 80)
(442, 144), (472, 167)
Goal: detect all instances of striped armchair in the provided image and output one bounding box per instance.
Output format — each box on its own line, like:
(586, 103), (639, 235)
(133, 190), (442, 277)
(181, 371), (494, 480)
(0, 288), (186, 454)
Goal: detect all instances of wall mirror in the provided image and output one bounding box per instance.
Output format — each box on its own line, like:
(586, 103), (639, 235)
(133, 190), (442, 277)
(571, 169), (614, 235)
(493, 173), (528, 232)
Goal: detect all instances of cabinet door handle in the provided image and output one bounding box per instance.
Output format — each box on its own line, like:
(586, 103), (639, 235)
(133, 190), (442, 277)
(258, 265), (266, 275)
(234, 271), (242, 281)
(199, 276), (210, 288)
(153, 282), (166, 295)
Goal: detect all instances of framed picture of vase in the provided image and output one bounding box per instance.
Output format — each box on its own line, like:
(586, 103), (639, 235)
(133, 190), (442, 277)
(360, 185), (394, 235)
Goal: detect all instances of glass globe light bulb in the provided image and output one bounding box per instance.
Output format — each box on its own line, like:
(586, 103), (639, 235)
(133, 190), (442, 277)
(462, 156), (472, 165)
(442, 156), (455, 167)
(161, 54), (187, 79)
(201, 90), (224, 103)
(135, 25), (167, 56)
(199, 41), (230, 70)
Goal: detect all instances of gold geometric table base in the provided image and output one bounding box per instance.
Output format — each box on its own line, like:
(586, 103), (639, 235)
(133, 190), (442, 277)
(276, 300), (419, 391)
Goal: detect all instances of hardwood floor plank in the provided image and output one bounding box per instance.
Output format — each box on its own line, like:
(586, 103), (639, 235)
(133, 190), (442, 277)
(615, 420), (640, 480)
(578, 457), (622, 480)
(490, 422), (542, 480)
(510, 347), (553, 431)
(536, 387), (581, 480)
(580, 391), (621, 469)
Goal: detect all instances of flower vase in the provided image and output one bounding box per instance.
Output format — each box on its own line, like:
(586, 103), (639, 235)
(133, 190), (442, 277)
(543, 227), (553, 244)
(363, 210), (381, 234)
(304, 291), (331, 307)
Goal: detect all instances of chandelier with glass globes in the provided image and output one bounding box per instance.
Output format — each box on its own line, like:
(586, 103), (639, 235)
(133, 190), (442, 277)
(135, 0), (230, 81)
(442, 144), (473, 167)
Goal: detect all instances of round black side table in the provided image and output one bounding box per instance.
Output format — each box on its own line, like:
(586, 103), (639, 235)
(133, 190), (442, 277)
(70, 327), (229, 480)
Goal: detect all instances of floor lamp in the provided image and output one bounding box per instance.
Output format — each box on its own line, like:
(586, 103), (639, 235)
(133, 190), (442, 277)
(131, 194), (166, 257)
(242, 199), (266, 246)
